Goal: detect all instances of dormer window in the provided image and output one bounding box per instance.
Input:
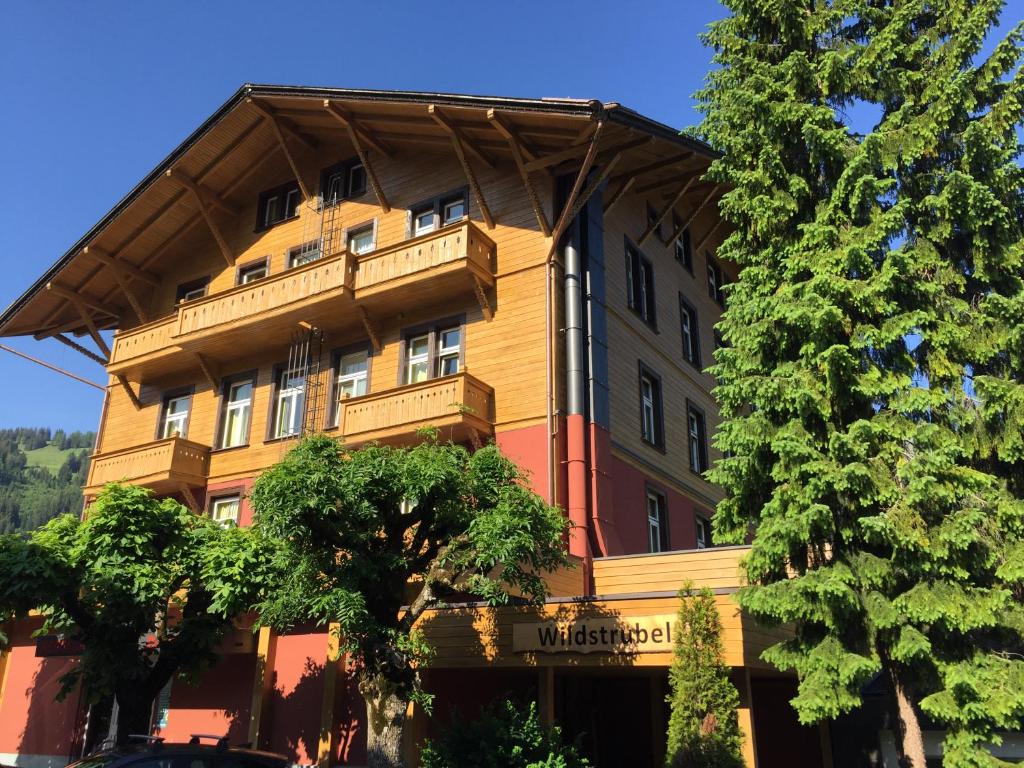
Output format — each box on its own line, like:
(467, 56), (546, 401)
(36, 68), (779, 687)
(258, 182), (301, 230)
(321, 159), (367, 205)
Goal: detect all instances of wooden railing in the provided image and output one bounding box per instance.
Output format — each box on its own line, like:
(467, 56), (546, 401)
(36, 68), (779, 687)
(109, 315), (179, 365)
(591, 546), (749, 596)
(339, 372), (494, 443)
(177, 251), (352, 337)
(353, 222), (494, 291)
(85, 436), (211, 492)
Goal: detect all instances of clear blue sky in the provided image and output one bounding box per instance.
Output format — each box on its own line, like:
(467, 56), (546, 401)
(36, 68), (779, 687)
(0, 1), (1020, 432)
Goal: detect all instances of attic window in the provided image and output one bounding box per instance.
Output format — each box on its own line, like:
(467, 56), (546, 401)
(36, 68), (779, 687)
(258, 182), (301, 230)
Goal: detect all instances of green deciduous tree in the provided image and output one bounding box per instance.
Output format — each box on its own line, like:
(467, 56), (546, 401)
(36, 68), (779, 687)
(665, 584), (743, 768)
(0, 483), (273, 744)
(699, 2), (1024, 766)
(249, 435), (570, 768)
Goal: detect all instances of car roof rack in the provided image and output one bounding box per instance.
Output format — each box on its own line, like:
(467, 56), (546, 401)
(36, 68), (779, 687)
(188, 735), (230, 749)
(127, 736), (164, 750)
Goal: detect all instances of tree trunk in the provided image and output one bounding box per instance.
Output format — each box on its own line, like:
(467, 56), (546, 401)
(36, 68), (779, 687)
(887, 664), (927, 768)
(112, 686), (157, 746)
(363, 686), (408, 768)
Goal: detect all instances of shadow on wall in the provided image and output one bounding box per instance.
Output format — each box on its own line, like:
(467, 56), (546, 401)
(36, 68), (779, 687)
(153, 652), (253, 747)
(266, 658), (325, 766)
(14, 655), (83, 767)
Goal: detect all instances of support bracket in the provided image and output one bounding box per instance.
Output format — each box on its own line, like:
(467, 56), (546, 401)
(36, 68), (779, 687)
(429, 105), (495, 229)
(115, 374), (143, 411)
(473, 276), (494, 322)
(359, 307), (382, 353)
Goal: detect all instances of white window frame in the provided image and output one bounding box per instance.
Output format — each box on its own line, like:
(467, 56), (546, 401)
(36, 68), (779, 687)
(347, 224), (375, 255)
(273, 367), (306, 439)
(289, 242), (321, 269)
(333, 350), (369, 426)
(161, 395), (190, 439)
(219, 379), (253, 449)
(412, 207), (435, 237)
(647, 491), (665, 553)
(238, 262), (268, 285)
(435, 327), (461, 377)
(210, 495), (241, 527)
(640, 375), (657, 445)
(688, 406), (706, 473)
(680, 298), (700, 366)
(406, 334), (430, 384)
(695, 516), (711, 549)
(442, 196), (466, 226)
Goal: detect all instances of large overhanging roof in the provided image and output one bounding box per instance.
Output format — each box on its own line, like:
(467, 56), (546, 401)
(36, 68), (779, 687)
(0, 83), (720, 341)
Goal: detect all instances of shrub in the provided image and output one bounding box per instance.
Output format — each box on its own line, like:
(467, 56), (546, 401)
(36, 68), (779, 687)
(420, 699), (589, 768)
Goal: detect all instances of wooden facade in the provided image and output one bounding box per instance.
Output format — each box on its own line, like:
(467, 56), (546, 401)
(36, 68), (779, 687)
(0, 86), (819, 768)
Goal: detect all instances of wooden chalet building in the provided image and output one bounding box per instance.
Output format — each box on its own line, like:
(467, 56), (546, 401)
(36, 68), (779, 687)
(0, 85), (830, 767)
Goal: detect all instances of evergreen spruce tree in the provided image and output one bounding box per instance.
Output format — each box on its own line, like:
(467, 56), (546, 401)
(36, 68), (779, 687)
(699, 2), (1024, 766)
(665, 584), (743, 768)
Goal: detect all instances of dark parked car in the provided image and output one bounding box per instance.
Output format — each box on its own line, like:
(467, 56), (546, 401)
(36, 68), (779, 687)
(66, 737), (288, 768)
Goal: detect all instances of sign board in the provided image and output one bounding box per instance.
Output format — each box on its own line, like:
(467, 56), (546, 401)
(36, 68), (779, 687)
(513, 615), (676, 654)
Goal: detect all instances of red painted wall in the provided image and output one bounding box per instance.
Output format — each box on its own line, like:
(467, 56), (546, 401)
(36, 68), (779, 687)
(608, 455), (713, 556)
(266, 629), (328, 765)
(331, 657), (365, 766)
(495, 423), (552, 503)
(0, 620), (82, 762)
(154, 653), (255, 745)
(205, 478), (256, 527)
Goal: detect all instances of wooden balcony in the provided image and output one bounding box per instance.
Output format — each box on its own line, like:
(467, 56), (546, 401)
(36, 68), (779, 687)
(84, 436), (211, 495)
(337, 372), (494, 446)
(107, 222), (496, 380)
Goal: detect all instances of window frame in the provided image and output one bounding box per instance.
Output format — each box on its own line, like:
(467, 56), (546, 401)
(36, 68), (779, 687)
(267, 363), (307, 441)
(175, 276), (210, 304)
(214, 370), (257, 451)
(398, 316), (466, 386)
(344, 219), (378, 256)
(638, 362), (665, 451)
(646, 487), (669, 553)
(155, 386), (194, 440)
(288, 240), (322, 269)
(695, 515), (712, 550)
(256, 181), (302, 231)
(625, 238), (657, 329)
(707, 254), (725, 306)
(405, 187), (469, 238)
(235, 256), (270, 286)
(329, 342), (373, 429)
(679, 294), (701, 368)
(209, 493), (242, 528)
(320, 158), (367, 206)
(686, 399), (709, 474)
(673, 218), (693, 273)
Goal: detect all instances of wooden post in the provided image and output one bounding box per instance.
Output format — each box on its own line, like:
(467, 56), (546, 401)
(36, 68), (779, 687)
(317, 623), (342, 768)
(0, 643), (11, 715)
(247, 627), (278, 751)
(737, 668), (759, 768)
(538, 666), (555, 726)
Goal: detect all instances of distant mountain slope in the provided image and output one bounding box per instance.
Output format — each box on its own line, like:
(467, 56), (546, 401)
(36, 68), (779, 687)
(0, 427), (95, 533)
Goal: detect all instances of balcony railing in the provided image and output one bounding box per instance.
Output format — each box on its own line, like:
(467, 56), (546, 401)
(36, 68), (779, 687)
(84, 436), (211, 494)
(108, 222), (496, 378)
(338, 371), (494, 446)
(591, 545), (748, 596)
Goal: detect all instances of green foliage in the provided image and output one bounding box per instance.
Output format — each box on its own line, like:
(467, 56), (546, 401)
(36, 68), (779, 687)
(699, 1), (1024, 764)
(0, 427), (94, 533)
(250, 434), (570, 710)
(665, 584), (743, 768)
(420, 700), (589, 768)
(0, 483), (274, 738)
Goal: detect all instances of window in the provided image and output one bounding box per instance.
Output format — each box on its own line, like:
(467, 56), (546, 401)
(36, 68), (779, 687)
(175, 277), (209, 304)
(695, 515), (712, 549)
(675, 226), (693, 273)
(638, 364), (664, 449)
(210, 495), (241, 527)
(321, 159), (366, 205)
(347, 223), (375, 255)
(625, 241), (656, 327)
(679, 296), (701, 368)
(646, 204), (663, 242)
(647, 490), (669, 553)
(408, 190), (468, 237)
(258, 182), (301, 229)
(707, 255), (725, 306)
(271, 366), (305, 439)
(402, 321), (463, 384)
(687, 401), (708, 473)
(332, 348), (369, 426)
(159, 393), (191, 439)
(237, 259), (269, 285)
(218, 375), (255, 449)
(289, 241), (321, 268)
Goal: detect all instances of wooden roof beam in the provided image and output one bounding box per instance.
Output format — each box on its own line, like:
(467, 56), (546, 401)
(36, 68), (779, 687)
(165, 169), (235, 267)
(101, 257), (148, 323)
(164, 169), (238, 216)
(609, 152), (696, 187)
(428, 106), (496, 170)
(323, 100), (394, 159)
(604, 176), (636, 215)
(546, 121), (604, 261)
(115, 374), (143, 411)
(323, 101), (390, 213)
(564, 149), (626, 227)
(638, 175), (699, 246)
(665, 185), (724, 245)
(83, 246), (159, 287)
(246, 98), (318, 151)
(247, 99), (313, 199)
(46, 283), (112, 359)
(428, 105), (495, 230)
(487, 110), (550, 237)
(525, 131), (646, 174)
(694, 218), (726, 254)
(45, 282), (120, 320)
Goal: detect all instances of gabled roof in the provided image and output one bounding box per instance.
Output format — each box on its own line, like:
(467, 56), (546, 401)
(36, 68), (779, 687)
(0, 84), (719, 340)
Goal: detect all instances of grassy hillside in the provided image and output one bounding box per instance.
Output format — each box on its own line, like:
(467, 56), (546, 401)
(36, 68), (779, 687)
(25, 444), (84, 473)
